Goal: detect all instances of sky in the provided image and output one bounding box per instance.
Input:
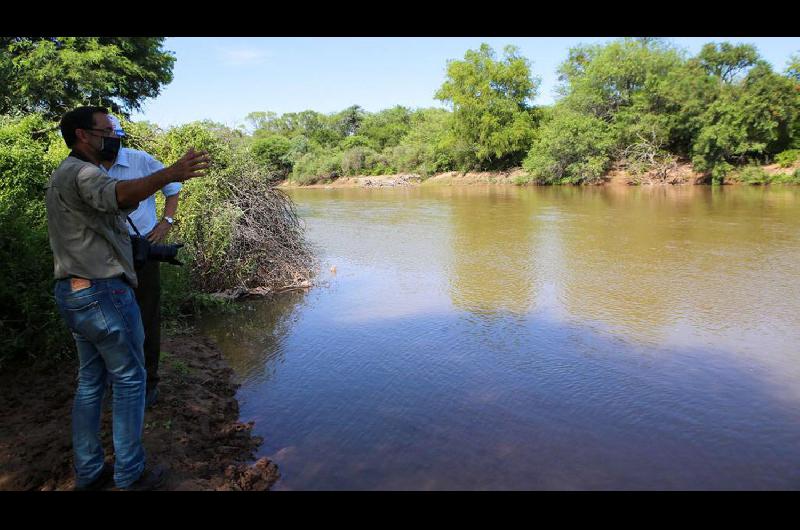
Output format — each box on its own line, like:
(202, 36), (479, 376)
(130, 37), (800, 130)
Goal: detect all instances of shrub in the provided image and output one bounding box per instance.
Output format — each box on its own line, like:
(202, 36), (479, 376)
(769, 169), (800, 184)
(522, 108), (614, 184)
(734, 165), (770, 185)
(251, 134), (293, 179)
(0, 114), (72, 365)
(775, 149), (800, 168)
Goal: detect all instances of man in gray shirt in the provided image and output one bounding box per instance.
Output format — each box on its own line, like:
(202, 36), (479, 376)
(46, 106), (209, 490)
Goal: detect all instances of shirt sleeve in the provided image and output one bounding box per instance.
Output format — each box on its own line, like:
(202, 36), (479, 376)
(145, 153), (182, 198)
(75, 165), (124, 214)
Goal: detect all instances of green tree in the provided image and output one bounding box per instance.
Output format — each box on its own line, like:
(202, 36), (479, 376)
(787, 53), (800, 82)
(0, 114), (71, 363)
(522, 108), (614, 184)
(695, 42), (760, 84)
(251, 134), (293, 178)
(692, 62), (800, 182)
(359, 106), (412, 151)
(332, 105), (366, 138)
(0, 37), (175, 119)
(389, 108), (454, 176)
(435, 43), (539, 170)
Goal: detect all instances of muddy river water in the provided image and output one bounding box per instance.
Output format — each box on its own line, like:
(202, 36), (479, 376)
(196, 185), (800, 490)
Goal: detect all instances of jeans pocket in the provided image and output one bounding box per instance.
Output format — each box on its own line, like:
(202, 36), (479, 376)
(66, 300), (110, 343)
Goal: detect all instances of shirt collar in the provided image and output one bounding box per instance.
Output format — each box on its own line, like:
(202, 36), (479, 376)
(112, 147), (131, 168)
(69, 149), (92, 163)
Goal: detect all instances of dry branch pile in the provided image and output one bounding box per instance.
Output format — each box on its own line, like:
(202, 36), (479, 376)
(183, 158), (317, 297)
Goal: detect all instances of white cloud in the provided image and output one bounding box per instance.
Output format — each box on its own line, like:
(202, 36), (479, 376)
(218, 47), (272, 66)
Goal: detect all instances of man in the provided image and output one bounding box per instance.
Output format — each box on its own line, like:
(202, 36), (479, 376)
(46, 106), (209, 490)
(101, 115), (179, 409)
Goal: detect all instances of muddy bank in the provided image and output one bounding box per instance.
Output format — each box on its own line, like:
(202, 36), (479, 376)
(276, 167), (683, 188)
(276, 160), (800, 189)
(0, 333), (278, 491)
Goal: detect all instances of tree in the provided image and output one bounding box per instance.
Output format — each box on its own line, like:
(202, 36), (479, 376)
(333, 105), (366, 138)
(695, 42), (760, 84)
(522, 108), (614, 184)
(251, 135), (293, 178)
(0, 37), (175, 119)
(435, 43), (539, 170)
(787, 53), (800, 83)
(359, 105), (412, 151)
(691, 62), (800, 182)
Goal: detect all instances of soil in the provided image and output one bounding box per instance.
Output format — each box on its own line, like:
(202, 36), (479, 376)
(0, 333), (279, 491)
(276, 165), (708, 188)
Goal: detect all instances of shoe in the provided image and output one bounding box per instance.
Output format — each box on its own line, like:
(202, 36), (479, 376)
(145, 386), (159, 409)
(74, 463), (113, 491)
(118, 465), (166, 491)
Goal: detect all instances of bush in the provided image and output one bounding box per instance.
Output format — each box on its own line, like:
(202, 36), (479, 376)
(291, 146), (342, 184)
(0, 114), (72, 365)
(769, 168), (800, 184)
(733, 165), (770, 185)
(775, 149), (800, 168)
(521, 108), (614, 184)
(251, 134), (293, 179)
(733, 165), (800, 185)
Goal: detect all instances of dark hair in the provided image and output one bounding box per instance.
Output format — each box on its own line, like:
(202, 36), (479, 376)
(59, 106), (109, 148)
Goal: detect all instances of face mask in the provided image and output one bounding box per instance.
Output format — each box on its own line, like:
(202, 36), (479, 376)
(98, 135), (121, 161)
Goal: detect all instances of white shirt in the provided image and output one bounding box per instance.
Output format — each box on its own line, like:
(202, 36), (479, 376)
(105, 148), (182, 236)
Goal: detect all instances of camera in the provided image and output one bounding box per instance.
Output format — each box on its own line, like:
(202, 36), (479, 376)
(130, 235), (184, 269)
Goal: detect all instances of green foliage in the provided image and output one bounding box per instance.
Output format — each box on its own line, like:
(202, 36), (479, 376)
(771, 168), (800, 184)
(390, 108), (455, 176)
(0, 114), (72, 364)
(535, 38), (800, 185)
(775, 149), (800, 167)
(787, 54), (800, 82)
(696, 42), (760, 84)
(733, 165), (770, 185)
(0, 37), (175, 119)
(732, 165), (800, 185)
(691, 63), (800, 182)
(435, 43), (539, 170)
(522, 109), (614, 184)
(291, 144), (343, 184)
(251, 134), (293, 178)
(359, 106), (412, 151)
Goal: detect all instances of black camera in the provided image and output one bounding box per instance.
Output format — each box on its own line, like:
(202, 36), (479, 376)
(126, 216), (184, 269)
(130, 235), (184, 269)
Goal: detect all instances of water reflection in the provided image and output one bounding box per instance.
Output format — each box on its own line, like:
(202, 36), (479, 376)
(445, 186), (540, 316)
(195, 289), (308, 385)
(197, 185), (800, 490)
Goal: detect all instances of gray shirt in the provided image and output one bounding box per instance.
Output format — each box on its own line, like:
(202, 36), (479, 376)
(45, 154), (138, 287)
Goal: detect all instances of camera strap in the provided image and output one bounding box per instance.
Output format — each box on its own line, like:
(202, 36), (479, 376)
(126, 216), (143, 237)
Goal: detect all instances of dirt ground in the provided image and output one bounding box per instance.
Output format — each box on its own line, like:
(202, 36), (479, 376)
(0, 334), (279, 491)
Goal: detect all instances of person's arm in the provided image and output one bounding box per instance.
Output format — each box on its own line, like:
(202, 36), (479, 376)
(163, 192), (179, 219)
(116, 149), (208, 210)
(147, 193), (180, 243)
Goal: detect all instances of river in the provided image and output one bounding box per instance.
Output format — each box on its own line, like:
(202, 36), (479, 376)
(195, 185), (800, 490)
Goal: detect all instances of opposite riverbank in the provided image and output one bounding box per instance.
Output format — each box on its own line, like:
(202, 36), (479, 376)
(0, 333), (278, 491)
(278, 161), (800, 189)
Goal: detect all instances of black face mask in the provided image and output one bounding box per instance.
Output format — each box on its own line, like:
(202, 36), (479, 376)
(98, 136), (121, 161)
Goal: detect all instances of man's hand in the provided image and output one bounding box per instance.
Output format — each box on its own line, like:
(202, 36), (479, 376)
(146, 220), (172, 243)
(169, 149), (211, 182)
(116, 149), (210, 209)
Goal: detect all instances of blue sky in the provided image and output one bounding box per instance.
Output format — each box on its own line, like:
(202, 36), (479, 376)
(130, 37), (800, 130)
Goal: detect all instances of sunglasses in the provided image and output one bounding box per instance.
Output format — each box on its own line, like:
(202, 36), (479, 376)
(82, 127), (116, 136)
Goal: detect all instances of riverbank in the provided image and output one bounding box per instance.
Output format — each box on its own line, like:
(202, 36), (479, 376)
(278, 161), (800, 189)
(0, 333), (278, 491)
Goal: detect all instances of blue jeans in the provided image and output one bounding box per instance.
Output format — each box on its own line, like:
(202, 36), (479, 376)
(54, 277), (147, 488)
